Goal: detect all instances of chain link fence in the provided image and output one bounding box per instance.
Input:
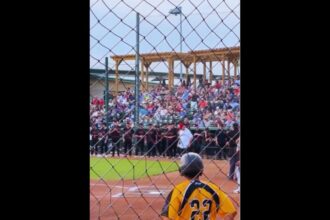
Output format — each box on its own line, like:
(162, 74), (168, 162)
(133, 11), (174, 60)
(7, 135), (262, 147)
(90, 0), (240, 219)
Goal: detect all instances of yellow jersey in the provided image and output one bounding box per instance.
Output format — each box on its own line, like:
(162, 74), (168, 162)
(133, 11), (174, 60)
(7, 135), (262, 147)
(161, 179), (236, 220)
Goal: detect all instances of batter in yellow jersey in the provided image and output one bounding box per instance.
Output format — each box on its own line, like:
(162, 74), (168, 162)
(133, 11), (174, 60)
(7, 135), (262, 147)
(161, 152), (237, 220)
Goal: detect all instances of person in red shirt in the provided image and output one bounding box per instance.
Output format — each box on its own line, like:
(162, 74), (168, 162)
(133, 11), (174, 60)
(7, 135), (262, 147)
(234, 87), (240, 96)
(98, 98), (104, 106)
(215, 80), (222, 90)
(92, 97), (98, 105)
(199, 99), (207, 109)
(226, 110), (234, 121)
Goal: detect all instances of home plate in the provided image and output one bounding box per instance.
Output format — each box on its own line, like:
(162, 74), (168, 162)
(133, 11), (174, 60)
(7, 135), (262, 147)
(110, 186), (170, 198)
(149, 191), (162, 195)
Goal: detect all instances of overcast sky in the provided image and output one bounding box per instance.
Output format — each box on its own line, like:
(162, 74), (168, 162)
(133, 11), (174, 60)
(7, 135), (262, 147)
(90, 0), (240, 79)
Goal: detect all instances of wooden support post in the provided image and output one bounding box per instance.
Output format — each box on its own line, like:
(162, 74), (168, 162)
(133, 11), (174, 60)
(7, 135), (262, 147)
(222, 59), (225, 85)
(234, 60), (237, 80)
(183, 61), (191, 85)
(193, 56), (197, 90)
(168, 59), (170, 89)
(168, 70), (170, 89)
(227, 59), (230, 82)
(209, 61), (213, 83)
(168, 58), (173, 90)
(203, 62), (206, 82)
(145, 62), (149, 91)
(171, 59), (174, 89)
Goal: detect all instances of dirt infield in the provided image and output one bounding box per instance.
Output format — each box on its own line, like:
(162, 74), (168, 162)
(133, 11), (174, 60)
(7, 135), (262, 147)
(90, 157), (240, 220)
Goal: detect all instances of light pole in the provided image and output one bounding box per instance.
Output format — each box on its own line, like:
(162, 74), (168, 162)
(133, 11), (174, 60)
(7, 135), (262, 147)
(169, 6), (183, 82)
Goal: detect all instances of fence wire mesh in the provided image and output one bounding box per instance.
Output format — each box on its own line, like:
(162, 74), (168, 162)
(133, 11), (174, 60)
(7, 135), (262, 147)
(90, 0), (240, 219)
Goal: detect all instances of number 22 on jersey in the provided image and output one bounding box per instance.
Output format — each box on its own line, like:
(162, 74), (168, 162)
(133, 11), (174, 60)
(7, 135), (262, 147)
(190, 199), (212, 220)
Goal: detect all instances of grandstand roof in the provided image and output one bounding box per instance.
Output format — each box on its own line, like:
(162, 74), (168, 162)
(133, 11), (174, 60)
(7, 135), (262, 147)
(111, 46), (240, 63)
(108, 47), (240, 93)
(90, 69), (203, 77)
(91, 68), (169, 76)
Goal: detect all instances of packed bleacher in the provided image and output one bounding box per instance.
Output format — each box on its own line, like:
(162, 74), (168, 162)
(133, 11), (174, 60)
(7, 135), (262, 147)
(90, 76), (240, 159)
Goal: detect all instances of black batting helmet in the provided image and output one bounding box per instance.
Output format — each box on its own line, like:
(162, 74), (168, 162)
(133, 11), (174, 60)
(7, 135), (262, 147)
(179, 152), (204, 178)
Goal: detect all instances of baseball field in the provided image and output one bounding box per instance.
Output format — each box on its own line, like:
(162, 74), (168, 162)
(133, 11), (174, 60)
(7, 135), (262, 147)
(90, 157), (179, 180)
(90, 156), (240, 220)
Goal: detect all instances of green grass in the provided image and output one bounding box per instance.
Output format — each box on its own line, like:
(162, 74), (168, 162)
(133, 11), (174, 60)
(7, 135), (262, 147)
(90, 158), (179, 180)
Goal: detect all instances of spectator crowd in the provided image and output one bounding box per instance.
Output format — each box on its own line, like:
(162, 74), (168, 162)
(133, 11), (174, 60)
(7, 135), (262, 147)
(90, 76), (240, 160)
